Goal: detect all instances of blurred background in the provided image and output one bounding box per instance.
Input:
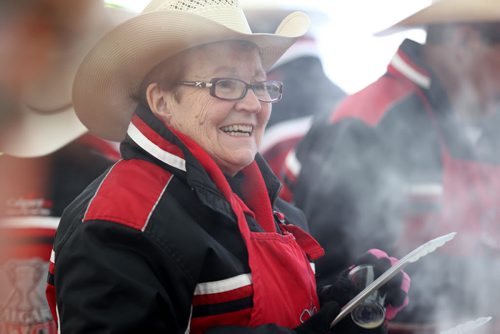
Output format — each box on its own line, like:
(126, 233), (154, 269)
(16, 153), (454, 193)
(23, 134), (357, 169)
(0, 0), (430, 135)
(106, 0), (430, 94)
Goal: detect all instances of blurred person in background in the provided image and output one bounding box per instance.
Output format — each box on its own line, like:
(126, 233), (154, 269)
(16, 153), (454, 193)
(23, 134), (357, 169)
(0, 0), (112, 130)
(283, 0), (500, 332)
(45, 0), (409, 332)
(0, 1), (132, 332)
(0, 0), (72, 130)
(240, 0), (346, 201)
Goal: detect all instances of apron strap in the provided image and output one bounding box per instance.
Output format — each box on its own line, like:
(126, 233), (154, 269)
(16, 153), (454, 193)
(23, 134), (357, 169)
(279, 223), (325, 261)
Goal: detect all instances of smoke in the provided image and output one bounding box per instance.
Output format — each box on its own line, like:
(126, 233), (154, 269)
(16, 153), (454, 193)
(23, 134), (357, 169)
(291, 77), (500, 332)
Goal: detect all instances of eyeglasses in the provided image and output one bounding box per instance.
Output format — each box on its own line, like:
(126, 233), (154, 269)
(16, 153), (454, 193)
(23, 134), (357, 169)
(176, 78), (283, 103)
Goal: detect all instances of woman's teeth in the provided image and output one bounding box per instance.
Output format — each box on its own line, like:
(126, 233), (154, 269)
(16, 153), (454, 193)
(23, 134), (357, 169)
(220, 124), (253, 136)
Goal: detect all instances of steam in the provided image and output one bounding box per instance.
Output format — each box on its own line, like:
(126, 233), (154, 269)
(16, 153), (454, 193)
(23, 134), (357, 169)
(290, 92), (500, 332)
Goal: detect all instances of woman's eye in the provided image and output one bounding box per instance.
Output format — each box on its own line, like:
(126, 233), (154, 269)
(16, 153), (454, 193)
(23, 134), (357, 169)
(218, 80), (237, 90)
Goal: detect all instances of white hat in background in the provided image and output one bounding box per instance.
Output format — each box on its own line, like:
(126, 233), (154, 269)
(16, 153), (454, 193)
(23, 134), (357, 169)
(378, 0), (500, 35)
(0, 2), (134, 158)
(239, 0), (328, 34)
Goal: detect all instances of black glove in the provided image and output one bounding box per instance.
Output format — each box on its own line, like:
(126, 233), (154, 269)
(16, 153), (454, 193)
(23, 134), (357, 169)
(294, 301), (340, 334)
(318, 278), (387, 334)
(353, 249), (410, 320)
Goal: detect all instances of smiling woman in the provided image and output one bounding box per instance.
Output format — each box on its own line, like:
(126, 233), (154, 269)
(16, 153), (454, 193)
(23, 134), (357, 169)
(144, 41), (272, 177)
(44, 1), (410, 333)
(44, 0), (333, 332)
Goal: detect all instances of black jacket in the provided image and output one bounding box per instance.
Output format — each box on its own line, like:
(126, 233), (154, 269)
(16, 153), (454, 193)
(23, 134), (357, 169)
(47, 105), (313, 333)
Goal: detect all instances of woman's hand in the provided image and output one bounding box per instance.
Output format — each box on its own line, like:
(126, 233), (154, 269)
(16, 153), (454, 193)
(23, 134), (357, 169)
(352, 249), (410, 320)
(317, 248), (411, 333)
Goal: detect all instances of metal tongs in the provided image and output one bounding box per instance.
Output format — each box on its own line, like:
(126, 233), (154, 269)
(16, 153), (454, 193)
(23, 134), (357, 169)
(330, 232), (457, 328)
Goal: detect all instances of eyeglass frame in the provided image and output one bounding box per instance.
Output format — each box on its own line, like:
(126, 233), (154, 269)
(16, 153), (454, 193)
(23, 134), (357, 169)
(176, 77), (283, 103)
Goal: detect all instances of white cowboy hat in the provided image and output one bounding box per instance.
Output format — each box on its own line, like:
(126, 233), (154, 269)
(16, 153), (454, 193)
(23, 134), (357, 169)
(239, 0), (328, 70)
(378, 0), (500, 35)
(0, 3), (133, 158)
(239, 0), (328, 33)
(72, 0), (311, 142)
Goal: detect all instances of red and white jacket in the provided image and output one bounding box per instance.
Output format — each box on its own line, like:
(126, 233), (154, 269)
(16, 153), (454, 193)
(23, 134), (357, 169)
(46, 104), (324, 333)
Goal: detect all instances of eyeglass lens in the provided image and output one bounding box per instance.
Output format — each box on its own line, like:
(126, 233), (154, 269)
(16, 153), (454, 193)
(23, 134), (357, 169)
(214, 79), (280, 102)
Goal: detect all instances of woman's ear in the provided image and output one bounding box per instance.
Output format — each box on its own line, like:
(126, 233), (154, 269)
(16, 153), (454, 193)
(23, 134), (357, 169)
(146, 82), (172, 124)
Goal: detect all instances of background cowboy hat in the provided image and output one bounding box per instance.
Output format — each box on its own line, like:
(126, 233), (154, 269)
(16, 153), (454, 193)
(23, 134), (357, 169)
(72, 0), (310, 142)
(0, 1), (133, 158)
(239, 0), (328, 34)
(377, 0), (500, 35)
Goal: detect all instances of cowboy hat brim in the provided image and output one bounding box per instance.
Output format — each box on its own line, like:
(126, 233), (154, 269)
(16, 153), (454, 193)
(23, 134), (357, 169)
(0, 107), (87, 158)
(0, 5), (133, 157)
(73, 10), (310, 142)
(376, 0), (500, 36)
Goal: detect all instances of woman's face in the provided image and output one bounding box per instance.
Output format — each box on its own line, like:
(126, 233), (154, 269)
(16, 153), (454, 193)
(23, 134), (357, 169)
(160, 41), (271, 176)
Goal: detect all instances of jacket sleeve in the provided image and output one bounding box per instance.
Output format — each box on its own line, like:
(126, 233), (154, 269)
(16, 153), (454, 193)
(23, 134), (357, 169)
(52, 220), (323, 334)
(53, 220), (193, 333)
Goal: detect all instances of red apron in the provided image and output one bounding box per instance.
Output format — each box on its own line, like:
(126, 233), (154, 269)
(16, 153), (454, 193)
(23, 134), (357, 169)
(396, 92), (500, 255)
(437, 149), (500, 255)
(389, 147), (500, 334)
(174, 131), (324, 332)
(424, 97), (500, 254)
(234, 184), (323, 327)
(389, 97), (500, 334)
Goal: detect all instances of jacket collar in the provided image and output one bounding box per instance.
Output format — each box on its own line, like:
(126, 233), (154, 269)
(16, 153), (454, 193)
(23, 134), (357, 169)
(388, 39), (451, 113)
(389, 39), (432, 89)
(120, 103), (282, 212)
(388, 39), (482, 159)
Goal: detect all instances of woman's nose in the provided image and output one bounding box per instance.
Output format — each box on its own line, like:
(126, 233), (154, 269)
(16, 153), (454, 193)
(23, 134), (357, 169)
(236, 88), (262, 113)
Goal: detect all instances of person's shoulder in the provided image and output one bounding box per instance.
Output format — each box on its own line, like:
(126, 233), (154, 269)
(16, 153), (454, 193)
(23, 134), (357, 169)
(332, 75), (417, 126)
(78, 159), (174, 230)
(54, 159), (176, 250)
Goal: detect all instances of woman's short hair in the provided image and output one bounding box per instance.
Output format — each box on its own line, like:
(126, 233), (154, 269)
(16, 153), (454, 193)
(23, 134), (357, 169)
(131, 51), (187, 106)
